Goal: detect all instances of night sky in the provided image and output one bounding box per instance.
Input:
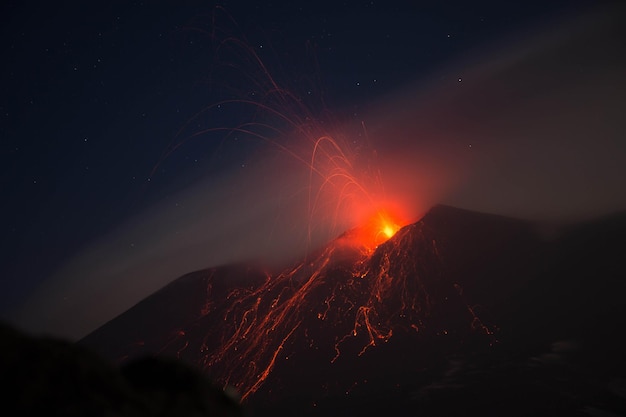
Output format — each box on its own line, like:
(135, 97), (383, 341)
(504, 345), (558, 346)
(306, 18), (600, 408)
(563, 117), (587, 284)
(2, 0), (625, 339)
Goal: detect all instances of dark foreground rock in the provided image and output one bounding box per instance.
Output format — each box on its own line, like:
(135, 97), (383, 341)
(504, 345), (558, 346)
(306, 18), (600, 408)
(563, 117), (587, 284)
(0, 322), (243, 416)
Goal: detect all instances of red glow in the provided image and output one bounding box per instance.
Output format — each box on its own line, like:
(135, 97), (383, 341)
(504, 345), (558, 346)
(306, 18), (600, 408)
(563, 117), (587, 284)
(344, 207), (405, 251)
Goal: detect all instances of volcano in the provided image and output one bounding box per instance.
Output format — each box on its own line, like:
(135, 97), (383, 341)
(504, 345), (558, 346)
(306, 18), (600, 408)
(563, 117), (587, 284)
(80, 205), (626, 416)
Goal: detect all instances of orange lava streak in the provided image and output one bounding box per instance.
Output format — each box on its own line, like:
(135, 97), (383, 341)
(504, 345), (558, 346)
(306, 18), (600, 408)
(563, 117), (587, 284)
(241, 322), (301, 401)
(199, 247), (335, 399)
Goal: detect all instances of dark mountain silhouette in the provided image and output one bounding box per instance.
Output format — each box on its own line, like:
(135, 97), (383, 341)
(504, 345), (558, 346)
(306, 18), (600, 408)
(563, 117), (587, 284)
(80, 205), (626, 416)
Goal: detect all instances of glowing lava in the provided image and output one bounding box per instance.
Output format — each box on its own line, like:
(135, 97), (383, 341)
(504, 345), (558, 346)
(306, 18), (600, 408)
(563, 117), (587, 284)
(375, 210), (401, 240)
(346, 208), (405, 252)
(140, 215), (496, 403)
(382, 224), (396, 239)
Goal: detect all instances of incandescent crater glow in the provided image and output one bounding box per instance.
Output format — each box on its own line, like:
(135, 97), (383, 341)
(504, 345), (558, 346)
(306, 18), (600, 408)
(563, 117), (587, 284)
(382, 224), (396, 239)
(348, 208), (405, 251)
(380, 214), (400, 239)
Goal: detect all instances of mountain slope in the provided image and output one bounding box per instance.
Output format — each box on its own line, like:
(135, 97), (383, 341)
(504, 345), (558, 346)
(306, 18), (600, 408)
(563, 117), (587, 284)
(80, 205), (626, 416)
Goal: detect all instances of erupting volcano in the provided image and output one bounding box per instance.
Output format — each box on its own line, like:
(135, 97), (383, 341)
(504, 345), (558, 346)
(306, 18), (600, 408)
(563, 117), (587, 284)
(80, 205), (517, 411)
(78, 13), (626, 414)
(80, 203), (626, 416)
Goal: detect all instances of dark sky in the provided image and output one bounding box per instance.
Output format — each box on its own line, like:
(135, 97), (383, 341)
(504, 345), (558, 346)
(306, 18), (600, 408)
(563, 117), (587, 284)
(2, 0), (624, 339)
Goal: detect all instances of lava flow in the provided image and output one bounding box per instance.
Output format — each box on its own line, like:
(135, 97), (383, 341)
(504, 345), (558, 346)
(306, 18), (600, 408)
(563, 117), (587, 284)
(197, 209), (406, 400)
(144, 210), (497, 403)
